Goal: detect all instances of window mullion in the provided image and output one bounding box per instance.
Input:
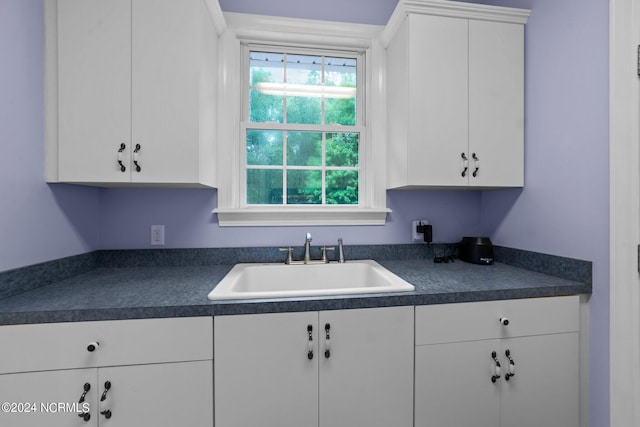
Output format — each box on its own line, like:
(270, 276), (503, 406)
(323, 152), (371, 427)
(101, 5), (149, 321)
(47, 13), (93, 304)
(282, 130), (288, 205)
(322, 132), (327, 205)
(282, 53), (288, 206)
(321, 58), (326, 205)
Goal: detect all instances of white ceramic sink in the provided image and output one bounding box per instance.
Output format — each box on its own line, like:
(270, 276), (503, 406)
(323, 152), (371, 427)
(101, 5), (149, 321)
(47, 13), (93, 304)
(207, 259), (415, 300)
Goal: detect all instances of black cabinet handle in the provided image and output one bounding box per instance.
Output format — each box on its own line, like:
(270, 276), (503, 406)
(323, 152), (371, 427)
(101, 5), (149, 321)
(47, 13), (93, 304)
(461, 153), (469, 177)
(505, 349), (516, 380)
(133, 144), (141, 172)
(491, 351), (502, 383)
(307, 324), (314, 360)
(472, 153), (480, 177)
(77, 382), (91, 421)
(78, 382), (90, 403)
(100, 381), (113, 419)
(117, 143), (126, 172)
(324, 323), (331, 358)
(100, 380), (111, 402)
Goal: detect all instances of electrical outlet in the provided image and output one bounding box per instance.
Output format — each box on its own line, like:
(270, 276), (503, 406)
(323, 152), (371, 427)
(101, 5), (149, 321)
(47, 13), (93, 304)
(151, 225), (165, 246)
(412, 219), (429, 242)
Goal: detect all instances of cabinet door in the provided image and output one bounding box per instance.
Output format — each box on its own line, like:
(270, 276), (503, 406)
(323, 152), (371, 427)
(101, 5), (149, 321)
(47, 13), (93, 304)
(319, 307), (414, 427)
(415, 340), (501, 427)
(97, 361), (212, 427)
(500, 333), (579, 427)
(214, 312), (319, 427)
(468, 20), (524, 187)
(407, 14), (469, 187)
(131, 0), (201, 184)
(58, 0), (132, 183)
(0, 368), (97, 427)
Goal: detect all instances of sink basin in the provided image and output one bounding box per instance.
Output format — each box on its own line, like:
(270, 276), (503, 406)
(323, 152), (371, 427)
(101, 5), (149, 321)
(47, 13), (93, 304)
(207, 259), (415, 300)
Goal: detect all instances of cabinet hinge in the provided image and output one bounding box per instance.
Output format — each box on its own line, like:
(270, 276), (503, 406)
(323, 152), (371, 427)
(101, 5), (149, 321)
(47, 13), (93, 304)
(637, 45), (640, 77)
(637, 244), (640, 273)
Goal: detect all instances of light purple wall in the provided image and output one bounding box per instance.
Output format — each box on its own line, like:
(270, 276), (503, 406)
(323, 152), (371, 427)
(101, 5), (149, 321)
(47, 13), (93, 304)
(218, 0), (397, 25)
(0, 0), (99, 272)
(470, 0), (610, 425)
(98, 189), (482, 248)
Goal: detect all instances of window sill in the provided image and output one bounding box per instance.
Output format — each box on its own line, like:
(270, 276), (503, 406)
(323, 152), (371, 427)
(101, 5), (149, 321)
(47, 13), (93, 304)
(213, 207), (391, 227)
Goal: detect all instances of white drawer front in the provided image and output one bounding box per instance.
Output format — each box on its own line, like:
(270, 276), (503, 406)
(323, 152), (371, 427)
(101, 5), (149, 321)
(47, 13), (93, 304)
(415, 296), (579, 345)
(0, 317), (213, 374)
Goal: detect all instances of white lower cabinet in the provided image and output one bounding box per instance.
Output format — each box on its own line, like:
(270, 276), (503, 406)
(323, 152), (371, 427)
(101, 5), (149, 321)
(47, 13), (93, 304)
(0, 361), (211, 427)
(414, 296), (580, 427)
(0, 298), (582, 427)
(0, 317), (213, 427)
(214, 306), (414, 427)
(0, 368), (95, 427)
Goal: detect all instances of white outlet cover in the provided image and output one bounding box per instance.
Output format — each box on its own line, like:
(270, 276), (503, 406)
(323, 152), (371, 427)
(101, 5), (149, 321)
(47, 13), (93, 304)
(151, 225), (165, 246)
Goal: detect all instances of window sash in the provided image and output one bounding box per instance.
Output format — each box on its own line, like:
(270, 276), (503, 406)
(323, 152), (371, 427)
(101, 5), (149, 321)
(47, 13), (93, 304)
(240, 124), (364, 207)
(242, 45), (365, 126)
(241, 44), (365, 208)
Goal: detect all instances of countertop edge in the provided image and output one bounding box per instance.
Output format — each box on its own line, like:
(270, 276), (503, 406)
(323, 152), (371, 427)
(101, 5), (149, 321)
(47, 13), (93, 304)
(0, 283), (590, 325)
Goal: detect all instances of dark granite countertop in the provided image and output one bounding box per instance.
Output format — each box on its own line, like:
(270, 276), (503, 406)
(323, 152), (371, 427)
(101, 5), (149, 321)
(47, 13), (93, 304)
(0, 248), (591, 325)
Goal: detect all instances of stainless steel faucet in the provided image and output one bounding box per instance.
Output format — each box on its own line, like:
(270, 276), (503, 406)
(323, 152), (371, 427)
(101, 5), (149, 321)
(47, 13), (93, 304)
(337, 238), (345, 263)
(280, 233), (336, 264)
(304, 233), (312, 263)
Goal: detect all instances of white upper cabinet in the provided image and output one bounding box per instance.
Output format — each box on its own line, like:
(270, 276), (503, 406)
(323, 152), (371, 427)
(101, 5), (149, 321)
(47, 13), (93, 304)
(52, 0), (222, 187)
(384, 0), (529, 189)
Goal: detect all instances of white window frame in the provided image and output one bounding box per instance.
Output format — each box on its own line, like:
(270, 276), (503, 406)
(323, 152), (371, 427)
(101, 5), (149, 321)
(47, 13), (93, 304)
(241, 45), (364, 208)
(214, 12), (389, 226)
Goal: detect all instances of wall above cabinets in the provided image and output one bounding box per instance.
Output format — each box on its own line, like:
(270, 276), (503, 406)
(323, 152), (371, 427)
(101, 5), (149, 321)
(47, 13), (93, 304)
(45, 0), (225, 188)
(382, 0), (530, 190)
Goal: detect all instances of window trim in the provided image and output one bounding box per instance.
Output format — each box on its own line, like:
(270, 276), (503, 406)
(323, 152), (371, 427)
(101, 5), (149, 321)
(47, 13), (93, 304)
(214, 13), (389, 226)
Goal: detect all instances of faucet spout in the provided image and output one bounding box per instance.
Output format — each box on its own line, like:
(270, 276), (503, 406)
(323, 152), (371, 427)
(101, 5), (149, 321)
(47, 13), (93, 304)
(304, 233), (312, 263)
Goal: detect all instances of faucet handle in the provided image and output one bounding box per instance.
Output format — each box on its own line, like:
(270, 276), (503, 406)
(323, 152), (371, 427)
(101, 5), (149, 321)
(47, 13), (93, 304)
(306, 232), (312, 242)
(279, 247), (294, 264)
(320, 246), (335, 263)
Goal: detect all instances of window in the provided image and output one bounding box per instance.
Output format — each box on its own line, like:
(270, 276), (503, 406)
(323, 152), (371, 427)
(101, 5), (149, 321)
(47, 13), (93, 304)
(214, 13), (389, 226)
(242, 48), (363, 207)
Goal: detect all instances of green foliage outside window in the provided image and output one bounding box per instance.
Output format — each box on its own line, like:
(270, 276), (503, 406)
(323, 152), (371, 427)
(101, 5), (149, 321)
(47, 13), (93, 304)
(246, 51), (360, 206)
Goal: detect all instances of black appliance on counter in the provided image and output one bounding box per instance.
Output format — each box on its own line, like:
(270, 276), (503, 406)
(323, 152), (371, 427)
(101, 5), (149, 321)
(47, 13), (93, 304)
(459, 237), (494, 265)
